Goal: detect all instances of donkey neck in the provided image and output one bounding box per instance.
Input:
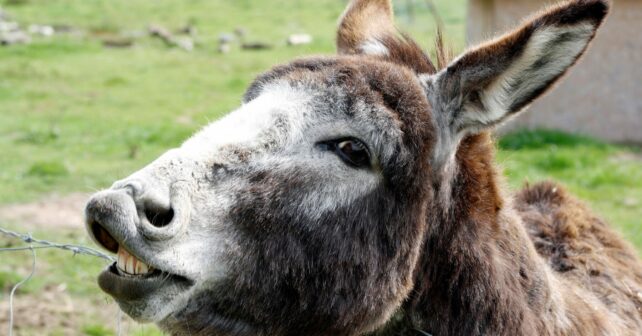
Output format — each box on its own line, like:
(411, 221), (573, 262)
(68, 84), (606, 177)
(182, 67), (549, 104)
(406, 132), (554, 335)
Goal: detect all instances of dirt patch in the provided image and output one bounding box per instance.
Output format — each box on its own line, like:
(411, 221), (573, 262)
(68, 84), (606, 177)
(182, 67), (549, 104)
(0, 193), (90, 231)
(0, 193), (159, 335)
(0, 286), (141, 335)
(609, 151), (642, 164)
(0, 284), (77, 335)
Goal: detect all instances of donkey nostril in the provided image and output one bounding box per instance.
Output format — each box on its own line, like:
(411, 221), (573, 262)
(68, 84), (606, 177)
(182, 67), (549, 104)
(144, 206), (175, 228)
(90, 221), (119, 253)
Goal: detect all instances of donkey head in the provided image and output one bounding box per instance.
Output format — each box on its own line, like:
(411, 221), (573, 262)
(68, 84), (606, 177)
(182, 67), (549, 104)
(85, 1), (608, 335)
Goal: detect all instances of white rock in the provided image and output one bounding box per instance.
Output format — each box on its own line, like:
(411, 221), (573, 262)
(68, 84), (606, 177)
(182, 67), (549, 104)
(218, 43), (231, 54)
(0, 21), (18, 33)
(218, 33), (235, 44)
(287, 33), (312, 46)
(0, 30), (31, 45)
(29, 24), (55, 37)
(174, 36), (194, 52)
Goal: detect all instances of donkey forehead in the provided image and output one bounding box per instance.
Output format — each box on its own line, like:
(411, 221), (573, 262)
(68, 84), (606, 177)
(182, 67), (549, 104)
(183, 56), (433, 163)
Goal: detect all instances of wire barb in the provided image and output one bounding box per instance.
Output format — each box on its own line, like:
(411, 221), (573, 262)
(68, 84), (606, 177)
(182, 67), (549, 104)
(0, 226), (115, 262)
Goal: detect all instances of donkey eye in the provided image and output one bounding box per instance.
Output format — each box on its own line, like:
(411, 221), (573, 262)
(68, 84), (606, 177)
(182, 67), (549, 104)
(319, 138), (371, 168)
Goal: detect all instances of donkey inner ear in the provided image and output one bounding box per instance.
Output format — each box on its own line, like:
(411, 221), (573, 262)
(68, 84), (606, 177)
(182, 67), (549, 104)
(337, 0), (396, 55)
(425, 0), (609, 136)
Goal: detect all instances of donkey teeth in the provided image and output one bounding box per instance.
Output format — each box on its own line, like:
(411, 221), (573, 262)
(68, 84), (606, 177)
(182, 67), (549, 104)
(116, 246), (153, 275)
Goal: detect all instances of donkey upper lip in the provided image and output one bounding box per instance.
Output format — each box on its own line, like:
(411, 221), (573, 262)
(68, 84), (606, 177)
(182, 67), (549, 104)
(108, 240), (190, 281)
(89, 218), (190, 281)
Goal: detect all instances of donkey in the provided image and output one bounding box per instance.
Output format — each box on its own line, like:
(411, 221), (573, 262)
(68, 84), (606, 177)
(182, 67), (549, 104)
(84, 0), (642, 335)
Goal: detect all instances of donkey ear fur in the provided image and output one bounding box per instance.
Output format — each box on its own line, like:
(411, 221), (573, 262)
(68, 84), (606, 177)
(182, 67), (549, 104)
(425, 0), (609, 137)
(337, 0), (437, 73)
(337, 0), (395, 55)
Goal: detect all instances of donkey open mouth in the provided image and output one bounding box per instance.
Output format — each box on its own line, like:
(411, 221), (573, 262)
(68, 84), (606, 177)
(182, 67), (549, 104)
(89, 218), (193, 299)
(85, 185), (197, 322)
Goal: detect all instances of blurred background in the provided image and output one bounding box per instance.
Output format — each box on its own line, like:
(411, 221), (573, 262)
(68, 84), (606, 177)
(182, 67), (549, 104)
(0, 0), (639, 335)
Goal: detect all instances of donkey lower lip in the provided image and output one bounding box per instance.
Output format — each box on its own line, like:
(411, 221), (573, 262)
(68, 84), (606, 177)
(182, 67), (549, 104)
(99, 263), (193, 302)
(90, 219), (194, 301)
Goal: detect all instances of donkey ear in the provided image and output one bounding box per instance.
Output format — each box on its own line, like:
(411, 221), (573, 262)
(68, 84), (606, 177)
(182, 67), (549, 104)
(337, 0), (395, 55)
(425, 0), (609, 137)
(337, 0), (437, 73)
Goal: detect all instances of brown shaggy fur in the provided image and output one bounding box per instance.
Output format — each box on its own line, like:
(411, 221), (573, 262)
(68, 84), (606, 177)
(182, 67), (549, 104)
(336, 1), (642, 335)
(518, 182), (642, 331)
(237, 0), (642, 334)
(253, 1), (642, 335)
(399, 131), (642, 335)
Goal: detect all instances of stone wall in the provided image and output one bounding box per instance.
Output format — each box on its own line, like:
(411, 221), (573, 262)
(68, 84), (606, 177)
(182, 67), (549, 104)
(467, 0), (642, 143)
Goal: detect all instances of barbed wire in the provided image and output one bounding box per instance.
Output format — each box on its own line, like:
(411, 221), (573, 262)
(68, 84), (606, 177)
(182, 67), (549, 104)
(0, 226), (119, 335)
(0, 227), (115, 262)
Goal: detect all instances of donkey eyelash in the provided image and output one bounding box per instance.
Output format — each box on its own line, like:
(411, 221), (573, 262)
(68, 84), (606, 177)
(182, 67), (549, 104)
(316, 138), (372, 169)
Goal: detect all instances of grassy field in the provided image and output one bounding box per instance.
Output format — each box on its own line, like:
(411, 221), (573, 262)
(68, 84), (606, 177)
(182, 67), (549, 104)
(0, 0), (466, 204)
(0, 0), (640, 335)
